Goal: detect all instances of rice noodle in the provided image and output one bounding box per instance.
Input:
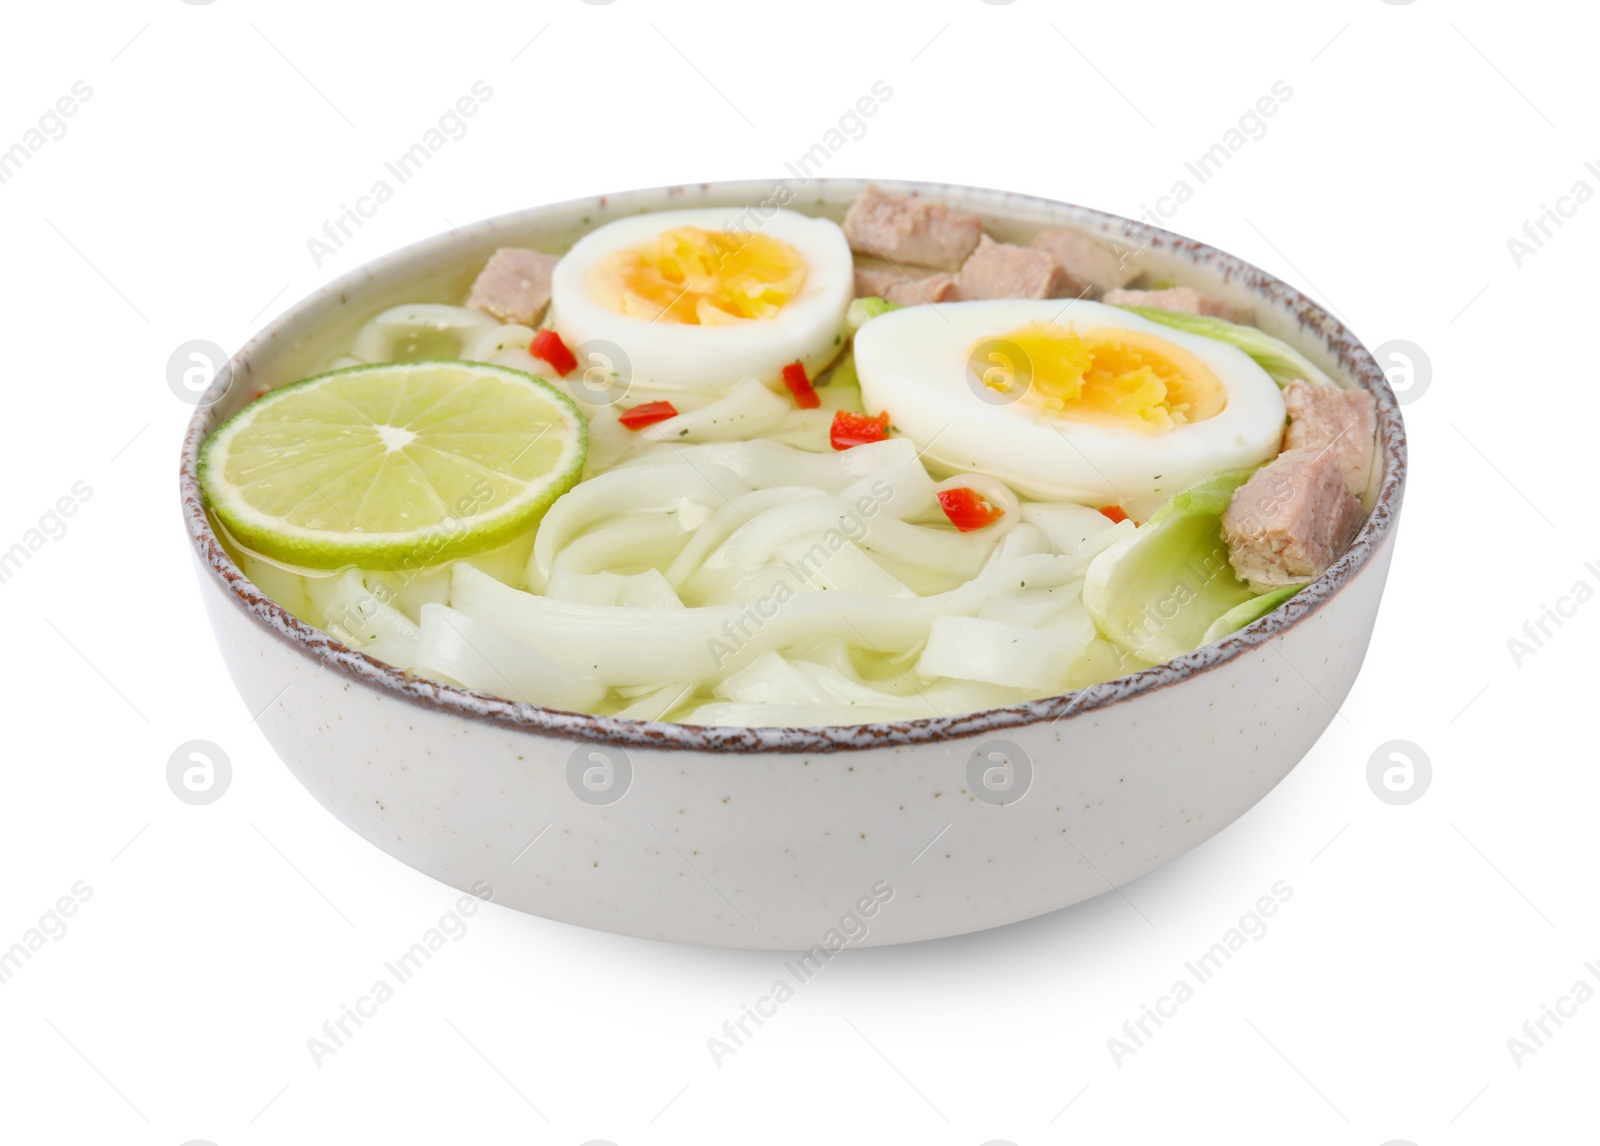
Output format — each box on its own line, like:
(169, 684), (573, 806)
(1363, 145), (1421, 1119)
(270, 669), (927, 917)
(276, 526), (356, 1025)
(464, 323), (537, 362)
(636, 377), (791, 444)
(351, 304), (498, 363)
(413, 604), (606, 711)
(449, 527), (1117, 691)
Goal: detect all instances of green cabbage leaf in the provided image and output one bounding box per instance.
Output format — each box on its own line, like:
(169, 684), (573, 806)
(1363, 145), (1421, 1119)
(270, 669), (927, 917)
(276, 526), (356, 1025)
(1118, 306), (1336, 388)
(1200, 582), (1306, 646)
(845, 296), (901, 336)
(1083, 470), (1260, 662)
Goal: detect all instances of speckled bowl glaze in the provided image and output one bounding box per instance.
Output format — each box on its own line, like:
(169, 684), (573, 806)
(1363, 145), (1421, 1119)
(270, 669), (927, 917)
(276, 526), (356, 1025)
(181, 179), (1405, 949)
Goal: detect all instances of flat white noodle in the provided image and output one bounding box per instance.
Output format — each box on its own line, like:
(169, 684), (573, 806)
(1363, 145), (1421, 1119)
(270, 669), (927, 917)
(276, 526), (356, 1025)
(686, 497), (998, 602)
(637, 377), (790, 445)
(617, 436), (917, 493)
(464, 323), (537, 362)
(414, 604), (606, 711)
(318, 570), (419, 645)
(356, 636), (420, 672)
(983, 521), (1051, 567)
(663, 488), (816, 590)
(450, 545), (1099, 689)
(978, 583), (1087, 627)
(548, 516), (690, 581)
(917, 611), (1096, 692)
(1020, 502), (1116, 554)
(351, 304), (498, 363)
(771, 536), (916, 598)
(527, 463), (751, 591)
(614, 568), (685, 609)
(613, 682), (697, 722)
(545, 567), (685, 609)
(690, 651), (1039, 726)
(713, 653), (922, 720)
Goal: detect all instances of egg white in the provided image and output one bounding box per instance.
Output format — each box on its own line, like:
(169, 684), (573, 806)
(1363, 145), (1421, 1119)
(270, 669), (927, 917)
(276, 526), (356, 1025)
(853, 299), (1287, 512)
(548, 207), (853, 394)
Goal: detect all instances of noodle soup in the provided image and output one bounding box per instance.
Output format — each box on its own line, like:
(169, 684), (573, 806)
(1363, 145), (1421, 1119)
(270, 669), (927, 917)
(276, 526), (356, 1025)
(201, 187), (1375, 728)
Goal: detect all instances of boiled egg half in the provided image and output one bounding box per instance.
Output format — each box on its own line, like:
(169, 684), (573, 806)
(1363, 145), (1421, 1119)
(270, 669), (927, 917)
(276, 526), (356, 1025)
(853, 299), (1287, 512)
(549, 207), (853, 393)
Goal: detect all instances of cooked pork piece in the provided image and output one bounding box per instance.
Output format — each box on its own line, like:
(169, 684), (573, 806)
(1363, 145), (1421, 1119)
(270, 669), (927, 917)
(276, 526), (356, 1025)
(1028, 227), (1138, 296)
(956, 235), (1082, 301)
(1102, 286), (1251, 324)
(853, 266), (962, 306)
(1281, 379), (1377, 496)
(465, 248), (559, 326)
(1221, 447), (1364, 591)
(843, 186), (984, 271)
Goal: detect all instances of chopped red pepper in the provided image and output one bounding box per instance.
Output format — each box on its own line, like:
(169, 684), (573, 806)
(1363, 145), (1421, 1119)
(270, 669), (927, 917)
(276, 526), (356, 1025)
(530, 329), (578, 377)
(937, 487), (1006, 532)
(781, 361), (820, 409)
(617, 400), (679, 430)
(1098, 505), (1129, 524)
(830, 409), (890, 450)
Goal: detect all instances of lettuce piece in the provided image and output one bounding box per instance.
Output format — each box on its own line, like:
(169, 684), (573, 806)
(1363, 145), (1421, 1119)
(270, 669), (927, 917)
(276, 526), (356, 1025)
(845, 296), (901, 336)
(1118, 306), (1336, 388)
(1200, 582), (1305, 646)
(1082, 469), (1259, 663)
(823, 351), (859, 391)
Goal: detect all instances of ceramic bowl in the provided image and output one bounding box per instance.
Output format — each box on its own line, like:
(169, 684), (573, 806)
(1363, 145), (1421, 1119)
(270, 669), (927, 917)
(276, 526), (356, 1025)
(180, 179), (1406, 949)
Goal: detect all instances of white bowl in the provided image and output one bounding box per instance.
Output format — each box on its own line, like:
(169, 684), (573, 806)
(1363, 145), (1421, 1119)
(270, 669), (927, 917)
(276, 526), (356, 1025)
(180, 179), (1406, 949)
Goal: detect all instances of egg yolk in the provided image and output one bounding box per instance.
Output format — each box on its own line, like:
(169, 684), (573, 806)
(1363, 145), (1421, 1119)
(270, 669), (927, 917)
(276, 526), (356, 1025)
(975, 321), (1227, 432)
(588, 226), (807, 325)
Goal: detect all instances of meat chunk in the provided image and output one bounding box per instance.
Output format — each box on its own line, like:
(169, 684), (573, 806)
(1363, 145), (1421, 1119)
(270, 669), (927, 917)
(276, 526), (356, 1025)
(843, 186), (983, 271)
(1282, 380), (1377, 497)
(1029, 227), (1137, 296)
(1221, 447), (1364, 591)
(465, 248), (558, 326)
(889, 274), (960, 305)
(957, 235), (1080, 301)
(1102, 286), (1251, 324)
(853, 266), (961, 306)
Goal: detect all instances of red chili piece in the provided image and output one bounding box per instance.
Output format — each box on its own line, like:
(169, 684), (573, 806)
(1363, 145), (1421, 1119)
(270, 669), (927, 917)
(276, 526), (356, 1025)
(617, 400), (679, 430)
(531, 329), (578, 376)
(937, 488), (1005, 532)
(830, 409), (890, 450)
(781, 361), (820, 409)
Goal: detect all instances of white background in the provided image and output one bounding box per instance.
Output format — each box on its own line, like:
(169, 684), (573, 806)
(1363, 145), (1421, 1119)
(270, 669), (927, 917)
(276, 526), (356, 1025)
(1, 0), (1592, 1142)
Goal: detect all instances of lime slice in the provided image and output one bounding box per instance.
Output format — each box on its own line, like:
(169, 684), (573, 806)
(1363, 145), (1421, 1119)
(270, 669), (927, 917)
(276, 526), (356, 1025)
(199, 360), (587, 570)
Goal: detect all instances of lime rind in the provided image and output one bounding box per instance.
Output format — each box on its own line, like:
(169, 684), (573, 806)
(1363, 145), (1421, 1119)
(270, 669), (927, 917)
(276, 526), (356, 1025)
(199, 360), (587, 571)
